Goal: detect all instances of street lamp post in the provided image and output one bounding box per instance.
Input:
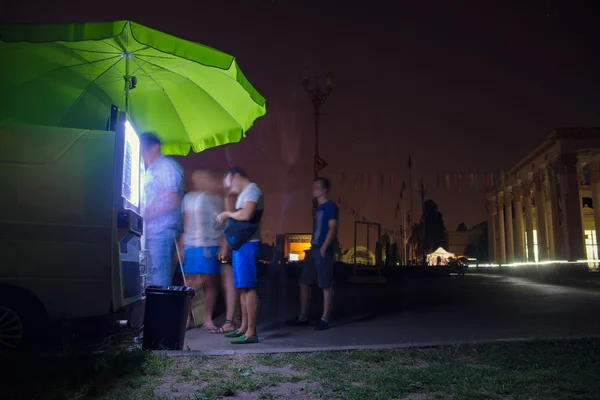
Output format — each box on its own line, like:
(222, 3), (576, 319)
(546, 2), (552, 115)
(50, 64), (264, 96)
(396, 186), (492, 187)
(302, 67), (332, 181)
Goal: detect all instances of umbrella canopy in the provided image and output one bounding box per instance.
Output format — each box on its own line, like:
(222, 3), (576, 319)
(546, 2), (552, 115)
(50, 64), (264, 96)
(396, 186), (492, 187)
(0, 21), (266, 155)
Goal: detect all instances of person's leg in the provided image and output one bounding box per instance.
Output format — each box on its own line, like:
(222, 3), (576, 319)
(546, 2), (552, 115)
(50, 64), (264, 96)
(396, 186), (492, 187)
(199, 274), (218, 330)
(300, 284), (312, 317)
(231, 242), (260, 344)
(185, 274), (202, 329)
(216, 264), (238, 333)
(146, 230), (176, 287)
(244, 288), (259, 338)
(322, 287), (334, 320)
(286, 249), (316, 326)
(223, 250), (246, 338)
(315, 250), (334, 331)
(239, 290), (248, 333)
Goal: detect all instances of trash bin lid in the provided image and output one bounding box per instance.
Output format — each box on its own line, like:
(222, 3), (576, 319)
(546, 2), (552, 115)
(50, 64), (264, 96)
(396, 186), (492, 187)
(145, 286), (195, 296)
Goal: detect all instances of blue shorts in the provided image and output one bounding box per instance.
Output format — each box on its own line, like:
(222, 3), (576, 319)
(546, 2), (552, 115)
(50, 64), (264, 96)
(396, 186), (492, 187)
(232, 241), (261, 289)
(183, 246), (221, 275)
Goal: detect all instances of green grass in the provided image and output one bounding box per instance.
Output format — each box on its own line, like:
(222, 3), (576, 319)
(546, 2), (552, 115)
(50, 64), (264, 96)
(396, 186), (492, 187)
(2, 339), (600, 399)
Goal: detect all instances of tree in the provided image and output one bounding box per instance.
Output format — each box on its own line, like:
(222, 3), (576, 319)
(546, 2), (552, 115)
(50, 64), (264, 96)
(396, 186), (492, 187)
(422, 200), (447, 253)
(457, 222), (467, 232)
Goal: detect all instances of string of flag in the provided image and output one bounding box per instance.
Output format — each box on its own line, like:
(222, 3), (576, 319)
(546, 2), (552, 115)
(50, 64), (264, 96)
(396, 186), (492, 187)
(337, 196), (401, 237)
(330, 172), (500, 193)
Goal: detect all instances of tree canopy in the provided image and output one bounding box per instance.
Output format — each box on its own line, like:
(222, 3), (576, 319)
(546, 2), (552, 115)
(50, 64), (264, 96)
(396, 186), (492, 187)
(408, 199), (447, 255)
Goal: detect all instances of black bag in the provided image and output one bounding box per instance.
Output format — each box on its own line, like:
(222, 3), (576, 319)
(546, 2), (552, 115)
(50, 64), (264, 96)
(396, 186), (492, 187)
(223, 209), (263, 251)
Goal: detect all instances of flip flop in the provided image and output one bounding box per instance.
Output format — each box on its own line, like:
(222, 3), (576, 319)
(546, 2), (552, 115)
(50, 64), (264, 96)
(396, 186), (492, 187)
(224, 329), (245, 338)
(212, 320), (236, 335)
(231, 335), (259, 344)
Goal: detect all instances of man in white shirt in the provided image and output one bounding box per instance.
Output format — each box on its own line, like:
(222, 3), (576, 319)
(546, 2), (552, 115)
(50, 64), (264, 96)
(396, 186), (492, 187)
(217, 167), (263, 344)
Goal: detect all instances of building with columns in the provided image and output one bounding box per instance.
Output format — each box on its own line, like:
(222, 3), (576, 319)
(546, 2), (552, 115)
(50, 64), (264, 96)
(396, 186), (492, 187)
(485, 127), (600, 268)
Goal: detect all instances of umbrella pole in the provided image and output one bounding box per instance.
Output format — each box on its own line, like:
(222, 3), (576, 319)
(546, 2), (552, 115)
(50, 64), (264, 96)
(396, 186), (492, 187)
(125, 22), (130, 114)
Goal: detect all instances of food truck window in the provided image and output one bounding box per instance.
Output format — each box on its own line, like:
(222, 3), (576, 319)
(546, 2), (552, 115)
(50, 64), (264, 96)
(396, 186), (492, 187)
(122, 120), (141, 209)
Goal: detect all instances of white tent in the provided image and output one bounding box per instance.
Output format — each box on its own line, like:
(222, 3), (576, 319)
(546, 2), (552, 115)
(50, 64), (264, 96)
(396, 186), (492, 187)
(427, 247), (455, 266)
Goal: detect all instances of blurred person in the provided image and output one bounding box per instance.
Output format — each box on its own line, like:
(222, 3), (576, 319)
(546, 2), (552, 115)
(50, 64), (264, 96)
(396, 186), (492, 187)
(217, 167), (263, 344)
(213, 192), (243, 334)
(287, 177), (338, 331)
(141, 133), (183, 287)
(181, 170), (225, 331)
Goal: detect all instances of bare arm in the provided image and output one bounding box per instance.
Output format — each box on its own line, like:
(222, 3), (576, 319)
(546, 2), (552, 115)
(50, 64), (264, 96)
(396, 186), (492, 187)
(229, 201), (257, 222)
(321, 219), (338, 251)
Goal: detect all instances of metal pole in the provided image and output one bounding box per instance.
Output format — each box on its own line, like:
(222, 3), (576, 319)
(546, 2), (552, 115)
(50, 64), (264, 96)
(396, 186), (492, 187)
(314, 108), (320, 181)
(409, 172), (414, 264)
(420, 179), (427, 265)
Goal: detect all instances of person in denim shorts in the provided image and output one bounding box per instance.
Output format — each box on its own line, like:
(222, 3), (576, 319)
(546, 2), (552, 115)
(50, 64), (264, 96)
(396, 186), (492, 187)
(141, 133), (183, 288)
(287, 177), (338, 331)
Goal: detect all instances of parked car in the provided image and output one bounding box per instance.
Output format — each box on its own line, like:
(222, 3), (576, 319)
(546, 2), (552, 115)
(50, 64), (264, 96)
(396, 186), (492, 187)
(448, 260), (466, 275)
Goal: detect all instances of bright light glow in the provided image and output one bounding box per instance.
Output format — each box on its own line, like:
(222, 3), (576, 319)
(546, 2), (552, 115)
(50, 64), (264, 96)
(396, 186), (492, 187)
(122, 120), (141, 208)
(524, 230), (539, 262)
(289, 253), (300, 262)
(584, 230), (599, 269)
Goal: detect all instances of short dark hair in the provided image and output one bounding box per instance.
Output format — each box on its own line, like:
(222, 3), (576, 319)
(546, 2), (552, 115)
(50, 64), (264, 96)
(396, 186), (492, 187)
(314, 177), (331, 191)
(140, 132), (161, 148)
(224, 166), (248, 180)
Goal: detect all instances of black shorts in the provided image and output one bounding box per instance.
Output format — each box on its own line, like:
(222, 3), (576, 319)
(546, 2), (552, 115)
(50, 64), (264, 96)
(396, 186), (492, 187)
(300, 247), (333, 289)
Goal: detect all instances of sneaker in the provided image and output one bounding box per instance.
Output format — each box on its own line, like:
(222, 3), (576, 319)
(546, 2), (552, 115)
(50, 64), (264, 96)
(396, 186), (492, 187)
(314, 319), (330, 331)
(285, 318), (309, 327)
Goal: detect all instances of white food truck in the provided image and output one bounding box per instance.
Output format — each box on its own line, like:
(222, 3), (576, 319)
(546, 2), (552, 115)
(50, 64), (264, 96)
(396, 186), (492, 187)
(0, 108), (145, 352)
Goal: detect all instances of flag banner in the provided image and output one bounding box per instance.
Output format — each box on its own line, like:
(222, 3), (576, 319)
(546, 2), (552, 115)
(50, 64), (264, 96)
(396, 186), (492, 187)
(335, 171), (511, 192)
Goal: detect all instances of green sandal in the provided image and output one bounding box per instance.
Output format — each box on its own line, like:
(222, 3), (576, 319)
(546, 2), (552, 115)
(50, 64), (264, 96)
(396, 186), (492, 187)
(224, 329), (245, 338)
(231, 335), (259, 344)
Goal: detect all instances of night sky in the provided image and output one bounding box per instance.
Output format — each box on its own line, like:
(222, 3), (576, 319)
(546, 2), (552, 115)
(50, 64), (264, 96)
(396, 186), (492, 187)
(4, 1), (600, 248)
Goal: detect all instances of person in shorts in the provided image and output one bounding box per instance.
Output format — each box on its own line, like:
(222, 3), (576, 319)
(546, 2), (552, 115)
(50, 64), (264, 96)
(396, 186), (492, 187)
(181, 170), (225, 331)
(217, 167), (263, 344)
(141, 133), (183, 287)
(287, 177), (338, 331)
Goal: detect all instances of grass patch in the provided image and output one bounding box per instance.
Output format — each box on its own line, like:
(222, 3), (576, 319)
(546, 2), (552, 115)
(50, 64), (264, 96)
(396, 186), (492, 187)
(2, 339), (600, 399)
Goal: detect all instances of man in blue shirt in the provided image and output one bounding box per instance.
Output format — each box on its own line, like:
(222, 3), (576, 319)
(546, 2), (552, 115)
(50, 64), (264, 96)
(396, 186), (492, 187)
(287, 177), (338, 331)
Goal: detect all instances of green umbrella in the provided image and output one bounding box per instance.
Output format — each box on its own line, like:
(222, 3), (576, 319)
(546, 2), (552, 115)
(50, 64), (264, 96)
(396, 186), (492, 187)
(0, 20), (266, 155)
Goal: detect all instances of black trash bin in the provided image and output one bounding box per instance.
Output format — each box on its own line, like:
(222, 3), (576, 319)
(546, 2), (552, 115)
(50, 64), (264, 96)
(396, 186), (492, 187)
(142, 286), (195, 351)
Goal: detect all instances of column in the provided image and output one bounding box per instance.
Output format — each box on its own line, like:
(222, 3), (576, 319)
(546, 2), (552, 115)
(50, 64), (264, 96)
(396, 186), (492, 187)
(497, 193), (507, 264)
(544, 169), (555, 259)
(523, 179), (535, 262)
(486, 199), (497, 263)
(534, 173), (549, 261)
(547, 163), (563, 259)
(513, 186), (526, 262)
(504, 190), (515, 263)
(557, 153), (586, 261)
(589, 162), (600, 265)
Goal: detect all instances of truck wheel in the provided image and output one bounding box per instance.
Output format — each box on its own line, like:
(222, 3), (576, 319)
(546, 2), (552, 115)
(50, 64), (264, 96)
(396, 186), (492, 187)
(0, 293), (46, 355)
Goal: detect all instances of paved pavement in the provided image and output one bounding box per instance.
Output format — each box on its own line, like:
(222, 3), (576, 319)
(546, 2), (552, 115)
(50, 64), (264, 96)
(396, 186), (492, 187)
(184, 272), (600, 353)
